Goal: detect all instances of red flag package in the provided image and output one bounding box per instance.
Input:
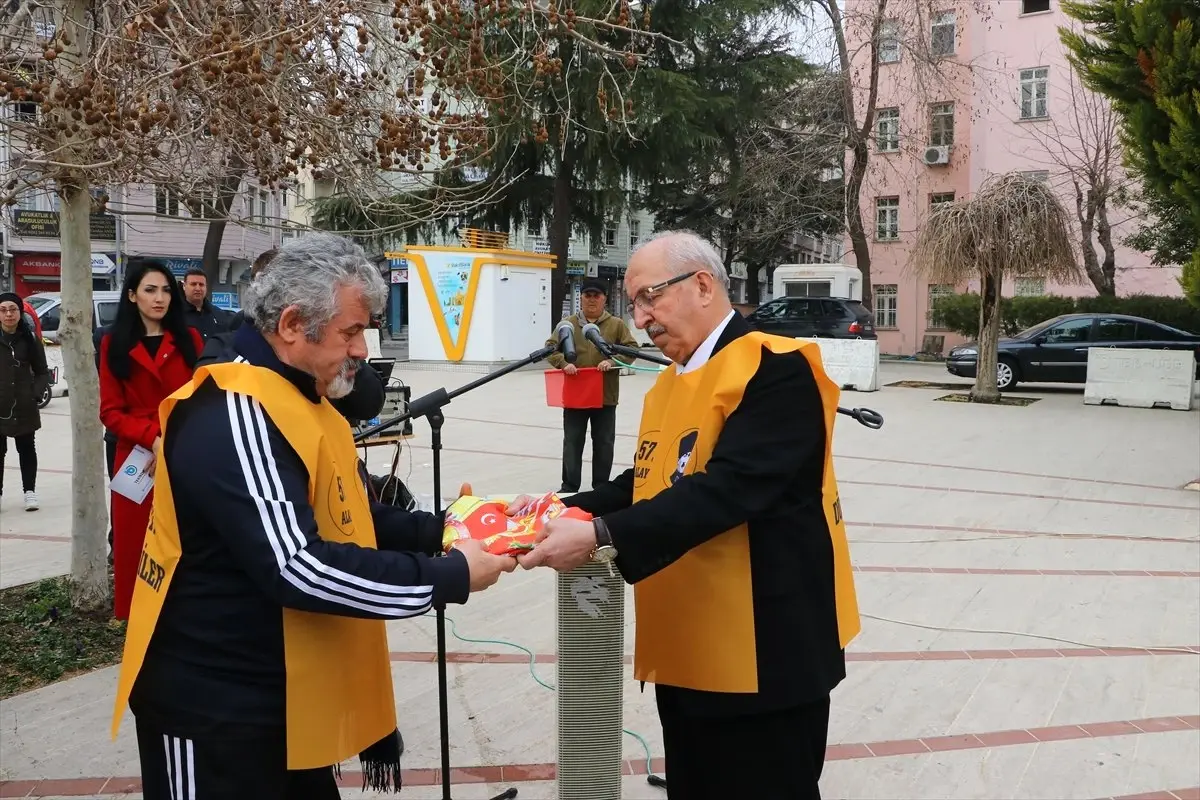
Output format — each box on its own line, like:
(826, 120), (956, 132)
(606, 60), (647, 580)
(441, 491), (593, 557)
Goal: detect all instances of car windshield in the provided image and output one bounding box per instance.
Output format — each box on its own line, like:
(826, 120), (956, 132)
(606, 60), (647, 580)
(26, 296), (55, 311)
(1015, 315), (1071, 339)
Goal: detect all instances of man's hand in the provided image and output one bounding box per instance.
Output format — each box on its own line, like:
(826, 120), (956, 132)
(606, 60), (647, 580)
(517, 516), (597, 571)
(563, 363), (578, 376)
(451, 538), (518, 591)
(597, 359), (615, 372)
(505, 494), (536, 516)
(146, 436), (162, 479)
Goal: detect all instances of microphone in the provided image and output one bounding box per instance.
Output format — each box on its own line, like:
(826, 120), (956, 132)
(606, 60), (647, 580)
(580, 323), (614, 357)
(555, 320), (578, 364)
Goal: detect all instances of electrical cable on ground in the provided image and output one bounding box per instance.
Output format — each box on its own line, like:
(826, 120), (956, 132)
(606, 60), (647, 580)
(437, 615), (664, 786)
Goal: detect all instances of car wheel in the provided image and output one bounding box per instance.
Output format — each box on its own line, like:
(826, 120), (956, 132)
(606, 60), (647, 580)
(996, 358), (1018, 391)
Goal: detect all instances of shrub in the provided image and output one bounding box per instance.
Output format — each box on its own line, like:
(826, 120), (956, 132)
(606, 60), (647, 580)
(929, 292), (1200, 339)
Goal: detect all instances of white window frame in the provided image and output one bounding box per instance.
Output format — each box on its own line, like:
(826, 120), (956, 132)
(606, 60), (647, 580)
(1015, 277), (1046, 296)
(875, 197), (900, 241)
(929, 102), (955, 146)
(927, 284), (955, 329)
(1020, 67), (1050, 120)
(628, 218), (641, 248)
(874, 284), (899, 328)
(876, 108), (900, 152)
(878, 20), (901, 63)
(1021, 0), (1051, 14)
(930, 191), (956, 208)
(1022, 170), (1050, 183)
(155, 186), (181, 217)
(603, 222), (617, 248)
(931, 11), (956, 57)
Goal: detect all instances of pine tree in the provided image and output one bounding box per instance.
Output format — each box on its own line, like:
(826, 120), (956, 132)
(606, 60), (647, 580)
(1061, 0), (1200, 304)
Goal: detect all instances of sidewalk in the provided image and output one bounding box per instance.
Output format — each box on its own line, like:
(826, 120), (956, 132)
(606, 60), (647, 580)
(3, 361), (1198, 799)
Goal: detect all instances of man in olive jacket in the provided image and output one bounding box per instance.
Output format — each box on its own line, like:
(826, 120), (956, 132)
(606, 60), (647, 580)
(545, 278), (639, 493)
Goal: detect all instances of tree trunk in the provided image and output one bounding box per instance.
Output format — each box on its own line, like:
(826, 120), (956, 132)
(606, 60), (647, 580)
(199, 166), (247, 285)
(1075, 181), (1116, 296)
(549, 150), (573, 320)
(59, 183), (110, 611)
(1094, 198), (1118, 296)
(972, 271), (1002, 404)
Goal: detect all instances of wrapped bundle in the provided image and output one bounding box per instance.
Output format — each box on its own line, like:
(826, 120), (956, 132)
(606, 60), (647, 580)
(441, 491), (593, 557)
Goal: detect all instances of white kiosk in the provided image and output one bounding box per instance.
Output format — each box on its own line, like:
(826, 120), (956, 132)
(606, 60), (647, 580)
(404, 231), (557, 363)
(773, 263), (863, 301)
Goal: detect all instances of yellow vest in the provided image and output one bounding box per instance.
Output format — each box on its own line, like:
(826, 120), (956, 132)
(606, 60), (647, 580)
(629, 332), (860, 694)
(111, 361), (396, 770)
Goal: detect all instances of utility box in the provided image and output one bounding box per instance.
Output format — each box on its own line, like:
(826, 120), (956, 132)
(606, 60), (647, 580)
(773, 263), (863, 301)
(405, 232), (557, 363)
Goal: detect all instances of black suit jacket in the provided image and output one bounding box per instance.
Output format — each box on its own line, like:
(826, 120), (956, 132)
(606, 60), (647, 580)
(566, 312), (846, 717)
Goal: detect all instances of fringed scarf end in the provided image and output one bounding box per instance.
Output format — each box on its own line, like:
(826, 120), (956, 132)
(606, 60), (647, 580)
(359, 728), (404, 793)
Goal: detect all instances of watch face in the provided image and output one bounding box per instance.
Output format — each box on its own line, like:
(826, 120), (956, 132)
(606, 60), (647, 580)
(594, 545), (617, 563)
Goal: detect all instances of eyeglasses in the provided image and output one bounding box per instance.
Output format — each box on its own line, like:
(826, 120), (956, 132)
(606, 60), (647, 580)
(630, 271), (698, 311)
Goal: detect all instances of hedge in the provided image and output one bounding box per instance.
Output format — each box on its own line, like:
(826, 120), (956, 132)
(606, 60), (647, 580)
(930, 293), (1200, 339)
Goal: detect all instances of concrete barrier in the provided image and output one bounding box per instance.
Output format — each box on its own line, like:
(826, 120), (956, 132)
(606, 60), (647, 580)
(43, 344), (69, 397)
(796, 337), (880, 392)
(1084, 347), (1195, 411)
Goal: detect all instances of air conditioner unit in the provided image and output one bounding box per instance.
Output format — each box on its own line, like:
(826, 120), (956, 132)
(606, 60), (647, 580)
(923, 145), (951, 165)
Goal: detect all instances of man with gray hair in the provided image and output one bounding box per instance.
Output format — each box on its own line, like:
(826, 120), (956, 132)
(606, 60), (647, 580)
(517, 229), (860, 798)
(114, 233), (517, 799)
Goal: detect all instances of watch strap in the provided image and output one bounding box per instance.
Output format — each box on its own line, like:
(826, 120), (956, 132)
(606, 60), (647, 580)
(593, 517), (614, 548)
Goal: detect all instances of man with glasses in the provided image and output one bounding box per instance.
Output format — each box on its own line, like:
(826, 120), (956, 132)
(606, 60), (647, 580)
(544, 277), (639, 494)
(518, 230), (860, 799)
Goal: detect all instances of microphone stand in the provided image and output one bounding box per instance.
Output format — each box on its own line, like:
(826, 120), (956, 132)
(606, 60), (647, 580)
(596, 341), (887, 430)
(353, 344), (569, 800)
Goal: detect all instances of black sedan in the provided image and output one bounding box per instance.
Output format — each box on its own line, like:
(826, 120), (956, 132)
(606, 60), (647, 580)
(945, 313), (1200, 391)
(743, 296), (877, 340)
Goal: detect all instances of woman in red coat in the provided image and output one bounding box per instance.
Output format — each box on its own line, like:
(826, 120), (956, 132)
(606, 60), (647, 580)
(100, 260), (202, 620)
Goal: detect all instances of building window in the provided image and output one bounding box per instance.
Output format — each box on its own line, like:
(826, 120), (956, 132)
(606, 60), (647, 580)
(931, 12), (956, 57)
(1015, 277), (1046, 296)
(1021, 0), (1051, 13)
(875, 284), (899, 328)
(526, 218), (539, 236)
(155, 186), (181, 217)
(927, 284), (954, 329)
(257, 189), (269, 223)
(875, 197), (900, 241)
(876, 108), (900, 152)
(878, 20), (901, 63)
(1020, 67), (1049, 119)
(1022, 170), (1050, 183)
(629, 218), (641, 248)
(604, 222), (617, 248)
(930, 191), (956, 208)
(929, 102), (955, 146)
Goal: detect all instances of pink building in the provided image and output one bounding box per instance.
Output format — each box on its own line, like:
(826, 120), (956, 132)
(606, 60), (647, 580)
(842, 0), (1183, 356)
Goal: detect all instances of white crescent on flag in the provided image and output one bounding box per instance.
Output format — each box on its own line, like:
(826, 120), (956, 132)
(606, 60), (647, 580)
(480, 513), (498, 526)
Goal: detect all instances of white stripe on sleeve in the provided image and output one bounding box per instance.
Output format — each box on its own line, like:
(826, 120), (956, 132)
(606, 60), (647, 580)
(225, 390), (435, 617)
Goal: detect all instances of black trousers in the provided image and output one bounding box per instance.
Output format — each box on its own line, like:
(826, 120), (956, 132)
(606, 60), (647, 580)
(655, 687), (832, 800)
(136, 717), (341, 800)
(0, 433), (37, 494)
(560, 405), (616, 493)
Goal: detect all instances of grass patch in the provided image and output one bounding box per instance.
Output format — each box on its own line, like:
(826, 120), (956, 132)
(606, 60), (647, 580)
(0, 576), (125, 699)
(934, 393), (1040, 406)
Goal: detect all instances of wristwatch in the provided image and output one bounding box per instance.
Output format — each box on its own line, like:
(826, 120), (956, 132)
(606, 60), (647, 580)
(591, 518), (618, 573)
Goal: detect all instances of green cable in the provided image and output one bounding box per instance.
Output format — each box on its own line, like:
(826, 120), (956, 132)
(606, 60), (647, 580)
(441, 615), (661, 780)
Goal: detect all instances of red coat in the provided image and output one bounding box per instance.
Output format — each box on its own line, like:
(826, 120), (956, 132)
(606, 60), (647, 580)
(99, 328), (203, 620)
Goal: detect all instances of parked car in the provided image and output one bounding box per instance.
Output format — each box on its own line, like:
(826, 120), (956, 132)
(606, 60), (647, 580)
(743, 296), (877, 340)
(946, 313), (1200, 391)
(26, 291), (121, 343)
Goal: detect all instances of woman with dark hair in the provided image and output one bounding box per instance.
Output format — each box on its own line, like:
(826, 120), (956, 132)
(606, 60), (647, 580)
(100, 260), (203, 620)
(1, 291), (50, 512)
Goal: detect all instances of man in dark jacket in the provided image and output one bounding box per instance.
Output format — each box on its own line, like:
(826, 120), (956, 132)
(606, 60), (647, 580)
(180, 267), (236, 339)
(519, 231), (860, 800)
(545, 278), (639, 493)
(113, 234), (516, 799)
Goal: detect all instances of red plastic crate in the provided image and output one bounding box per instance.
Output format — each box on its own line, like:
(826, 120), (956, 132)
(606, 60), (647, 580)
(544, 367), (604, 409)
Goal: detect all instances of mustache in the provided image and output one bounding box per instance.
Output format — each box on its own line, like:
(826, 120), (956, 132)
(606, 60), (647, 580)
(338, 358), (361, 375)
(646, 323), (666, 337)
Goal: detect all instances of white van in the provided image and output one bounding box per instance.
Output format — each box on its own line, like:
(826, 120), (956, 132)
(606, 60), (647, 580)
(25, 291), (122, 343)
